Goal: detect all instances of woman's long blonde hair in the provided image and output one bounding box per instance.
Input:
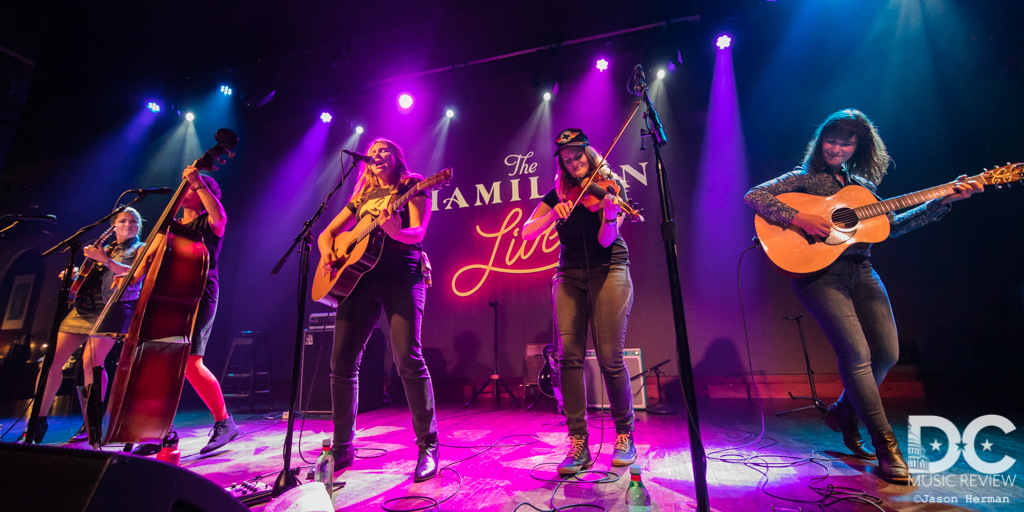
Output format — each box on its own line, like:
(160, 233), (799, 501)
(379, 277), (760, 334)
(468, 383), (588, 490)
(350, 138), (421, 202)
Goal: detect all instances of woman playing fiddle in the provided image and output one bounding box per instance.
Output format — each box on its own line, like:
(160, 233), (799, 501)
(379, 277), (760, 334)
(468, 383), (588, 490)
(20, 207), (146, 443)
(522, 128), (637, 475)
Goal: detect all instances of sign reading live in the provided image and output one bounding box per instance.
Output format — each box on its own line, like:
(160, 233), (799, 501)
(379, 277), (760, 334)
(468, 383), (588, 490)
(427, 149), (652, 298)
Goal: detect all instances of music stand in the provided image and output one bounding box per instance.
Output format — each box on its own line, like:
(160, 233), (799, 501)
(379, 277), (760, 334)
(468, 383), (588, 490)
(776, 314), (827, 416)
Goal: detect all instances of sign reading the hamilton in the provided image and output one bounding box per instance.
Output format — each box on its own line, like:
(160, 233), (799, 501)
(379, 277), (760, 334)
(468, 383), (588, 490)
(433, 150), (650, 297)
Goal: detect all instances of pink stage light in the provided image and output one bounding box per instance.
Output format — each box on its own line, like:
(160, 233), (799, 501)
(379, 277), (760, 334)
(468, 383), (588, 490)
(596, 59), (609, 72)
(320, 112), (332, 123)
(398, 93), (414, 109)
(716, 35), (732, 50)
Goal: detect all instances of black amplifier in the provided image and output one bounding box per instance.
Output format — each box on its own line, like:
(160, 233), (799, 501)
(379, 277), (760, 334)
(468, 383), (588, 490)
(308, 312), (336, 331)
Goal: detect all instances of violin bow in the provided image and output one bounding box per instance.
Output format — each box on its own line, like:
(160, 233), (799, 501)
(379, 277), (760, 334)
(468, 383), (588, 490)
(564, 100), (643, 211)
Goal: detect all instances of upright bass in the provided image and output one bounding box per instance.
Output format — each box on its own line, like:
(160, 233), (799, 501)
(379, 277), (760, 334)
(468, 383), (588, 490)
(87, 129), (238, 447)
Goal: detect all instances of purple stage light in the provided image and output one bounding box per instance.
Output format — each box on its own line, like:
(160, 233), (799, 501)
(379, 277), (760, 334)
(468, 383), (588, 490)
(355, 126), (364, 134)
(320, 112), (332, 123)
(543, 91), (552, 102)
(716, 35), (732, 50)
(445, 109), (455, 118)
(147, 102), (161, 113)
(398, 93), (414, 109)
(656, 69), (666, 80)
(596, 59), (609, 72)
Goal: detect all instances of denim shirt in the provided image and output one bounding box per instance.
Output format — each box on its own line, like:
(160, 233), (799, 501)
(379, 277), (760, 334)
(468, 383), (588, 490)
(743, 166), (950, 257)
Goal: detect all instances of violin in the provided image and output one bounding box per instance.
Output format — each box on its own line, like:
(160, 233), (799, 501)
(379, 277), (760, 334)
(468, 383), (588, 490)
(565, 171), (644, 222)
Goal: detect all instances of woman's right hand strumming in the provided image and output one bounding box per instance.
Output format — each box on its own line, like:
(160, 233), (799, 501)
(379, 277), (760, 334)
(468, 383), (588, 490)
(790, 212), (832, 237)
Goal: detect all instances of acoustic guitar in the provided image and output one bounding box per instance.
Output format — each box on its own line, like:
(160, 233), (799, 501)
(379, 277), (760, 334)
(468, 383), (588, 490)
(66, 224), (117, 306)
(753, 163), (1024, 277)
(312, 168), (453, 307)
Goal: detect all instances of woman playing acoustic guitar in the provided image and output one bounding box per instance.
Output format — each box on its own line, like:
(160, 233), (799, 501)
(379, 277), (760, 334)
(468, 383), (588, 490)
(743, 109), (983, 484)
(20, 207), (145, 444)
(317, 138), (440, 482)
(522, 128), (637, 475)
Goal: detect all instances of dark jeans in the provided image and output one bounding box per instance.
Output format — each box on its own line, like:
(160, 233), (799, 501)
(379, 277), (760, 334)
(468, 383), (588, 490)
(330, 270), (438, 453)
(792, 257), (899, 435)
(553, 264), (635, 437)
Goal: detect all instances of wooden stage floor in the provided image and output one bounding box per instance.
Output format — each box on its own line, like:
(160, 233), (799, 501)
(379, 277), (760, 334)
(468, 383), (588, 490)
(3, 396), (1022, 511)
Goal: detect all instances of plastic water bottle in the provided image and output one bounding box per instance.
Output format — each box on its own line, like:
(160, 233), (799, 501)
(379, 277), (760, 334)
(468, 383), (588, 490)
(625, 464), (651, 512)
(313, 438), (335, 500)
(155, 431), (180, 466)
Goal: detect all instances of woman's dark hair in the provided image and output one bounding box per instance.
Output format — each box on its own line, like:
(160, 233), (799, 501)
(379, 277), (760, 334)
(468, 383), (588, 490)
(802, 109), (890, 185)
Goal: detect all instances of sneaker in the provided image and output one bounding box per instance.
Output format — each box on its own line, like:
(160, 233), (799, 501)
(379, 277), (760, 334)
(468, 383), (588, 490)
(200, 414), (239, 454)
(557, 434), (592, 476)
(132, 443), (161, 456)
(610, 433), (637, 466)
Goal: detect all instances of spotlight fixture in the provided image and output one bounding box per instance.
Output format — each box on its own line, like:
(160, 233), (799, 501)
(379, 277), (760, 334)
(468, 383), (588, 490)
(355, 126), (364, 134)
(147, 102), (161, 113)
(397, 93), (414, 110)
(716, 35), (732, 50)
(185, 112), (195, 121)
(220, 85), (233, 96)
(656, 69), (666, 80)
(320, 112), (332, 123)
(596, 59), (609, 72)
(543, 92), (552, 102)
(445, 109), (455, 119)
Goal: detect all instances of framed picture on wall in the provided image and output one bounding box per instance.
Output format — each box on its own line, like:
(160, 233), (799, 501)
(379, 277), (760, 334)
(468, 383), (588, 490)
(2, 274), (34, 331)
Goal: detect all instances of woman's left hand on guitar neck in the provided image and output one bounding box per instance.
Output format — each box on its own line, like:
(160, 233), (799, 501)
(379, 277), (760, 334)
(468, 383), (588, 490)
(941, 175), (985, 206)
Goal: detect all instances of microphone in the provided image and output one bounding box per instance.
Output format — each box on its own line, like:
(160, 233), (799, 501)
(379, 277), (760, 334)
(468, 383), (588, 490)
(342, 149), (374, 164)
(627, 64), (646, 96)
(130, 187), (173, 197)
(3, 214), (57, 223)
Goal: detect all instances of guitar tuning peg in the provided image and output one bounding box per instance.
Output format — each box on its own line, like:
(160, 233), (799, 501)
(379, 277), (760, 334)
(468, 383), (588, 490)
(227, 151), (236, 158)
(216, 157), (226, 165)
(212, 165), (220, 171)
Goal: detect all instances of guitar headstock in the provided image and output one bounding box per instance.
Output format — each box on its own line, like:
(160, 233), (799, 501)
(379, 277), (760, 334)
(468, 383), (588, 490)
(978, 162), (1024, 186)
(418, 167), (453, 190)
(96, 224), (117, 245)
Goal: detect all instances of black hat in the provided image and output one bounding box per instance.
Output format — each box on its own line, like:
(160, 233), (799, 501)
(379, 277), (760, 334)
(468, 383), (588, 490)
(554, 129), (590, 155)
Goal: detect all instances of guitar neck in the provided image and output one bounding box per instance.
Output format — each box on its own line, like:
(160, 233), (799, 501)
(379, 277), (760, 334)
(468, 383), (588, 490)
(352, 185), (421, 244)
(853, 181), (962, 220)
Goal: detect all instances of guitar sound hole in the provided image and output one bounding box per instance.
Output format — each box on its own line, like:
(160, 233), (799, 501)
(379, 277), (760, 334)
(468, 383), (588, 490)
(831, 207), (858, 229)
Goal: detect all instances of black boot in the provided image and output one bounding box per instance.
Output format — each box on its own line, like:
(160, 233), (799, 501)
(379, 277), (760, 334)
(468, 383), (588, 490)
(68, 423), (89, 442)
(17, 416), (48, 444)
(824, 400), (875, 460)
(414, 437), (440, 483)
(870, 429), (911, 485)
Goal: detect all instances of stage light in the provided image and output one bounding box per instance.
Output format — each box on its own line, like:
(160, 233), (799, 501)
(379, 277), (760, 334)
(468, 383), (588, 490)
(147, 102), (161, 113)
(596, 59), (609, 72)
(355, 126), (364, 134)
(185, 112), (195, 121)
(543, 91), (552, 101)
(656, 69), (666, 80)
(320, 112), (332, 123)
(220, 85), (232, 96)
(445, 109), (455, 118)
(716, 35), (732, 50)
(398, 93), (414, 109)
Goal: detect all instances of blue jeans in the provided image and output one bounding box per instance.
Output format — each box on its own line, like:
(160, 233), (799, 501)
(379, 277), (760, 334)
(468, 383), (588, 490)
(554, 264), (635, 437)
(330, 270), (438, 453)
(792, 257), (899, 435)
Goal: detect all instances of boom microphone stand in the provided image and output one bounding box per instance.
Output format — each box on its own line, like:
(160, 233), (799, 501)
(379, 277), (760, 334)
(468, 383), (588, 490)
(630, 64), (710, 512)
(465, 301), (520, 407)
(269, 154), (359, 497)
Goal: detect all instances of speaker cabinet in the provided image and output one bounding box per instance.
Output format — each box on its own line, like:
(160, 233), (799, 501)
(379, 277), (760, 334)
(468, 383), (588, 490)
(583, 348), (646, 410)
(524, 343), (548, 386)
(300, 327), (386, 414)
(0, 441), (247, 512)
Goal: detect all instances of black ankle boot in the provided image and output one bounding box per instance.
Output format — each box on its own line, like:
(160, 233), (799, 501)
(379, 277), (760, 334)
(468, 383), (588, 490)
(414, 438), (439, 482)
(17, 417), (47, 444)
(870, 429), (911, 485)
(824, 400), (875, 460)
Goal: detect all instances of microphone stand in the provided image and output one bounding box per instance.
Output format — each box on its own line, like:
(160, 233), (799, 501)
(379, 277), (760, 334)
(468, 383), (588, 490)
(634, 68), (710, 512)
(25, 200), (141, 444)
(268, 156), (359, 497)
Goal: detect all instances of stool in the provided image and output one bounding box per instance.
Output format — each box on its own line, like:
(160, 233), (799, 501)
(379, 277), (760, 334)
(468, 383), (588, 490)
(220, 331), (274, 412)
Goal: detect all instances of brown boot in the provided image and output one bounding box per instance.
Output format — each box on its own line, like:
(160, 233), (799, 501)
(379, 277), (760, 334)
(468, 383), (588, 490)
(870, 429), (911, 485)
(824, 400), (875, 460)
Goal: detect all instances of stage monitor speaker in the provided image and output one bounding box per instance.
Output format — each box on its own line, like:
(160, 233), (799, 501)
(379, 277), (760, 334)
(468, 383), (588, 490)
(584, 348), (647, 410)
(301, 326), (386, 414)
(0, 441), (247, 512)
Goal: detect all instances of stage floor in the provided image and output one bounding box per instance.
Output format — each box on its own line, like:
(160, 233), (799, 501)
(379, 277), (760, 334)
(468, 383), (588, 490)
(2, 396), (1021, 511)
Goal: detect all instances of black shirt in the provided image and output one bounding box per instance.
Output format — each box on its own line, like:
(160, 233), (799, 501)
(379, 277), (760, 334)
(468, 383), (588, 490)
(541, 186), (629, 269)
